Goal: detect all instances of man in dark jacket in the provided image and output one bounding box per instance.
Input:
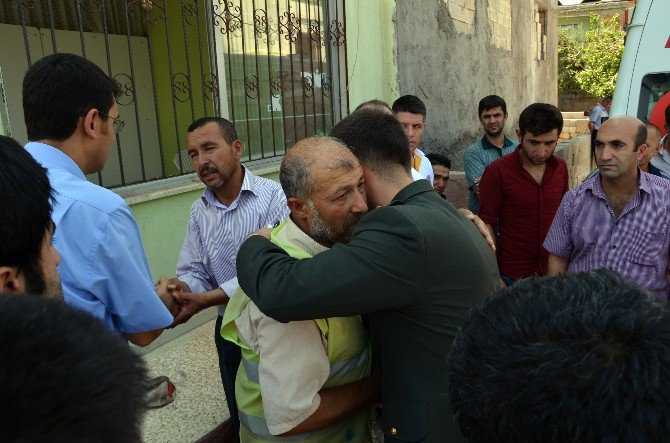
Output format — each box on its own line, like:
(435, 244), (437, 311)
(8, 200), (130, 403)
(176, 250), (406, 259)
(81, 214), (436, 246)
(236, 110), (500, 442)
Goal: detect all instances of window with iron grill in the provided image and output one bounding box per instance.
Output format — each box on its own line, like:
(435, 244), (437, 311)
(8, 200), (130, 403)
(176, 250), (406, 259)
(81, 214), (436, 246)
(0, 0), (348, 188)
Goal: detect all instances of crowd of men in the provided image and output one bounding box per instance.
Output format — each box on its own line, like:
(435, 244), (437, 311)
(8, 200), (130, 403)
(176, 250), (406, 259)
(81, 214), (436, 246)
(1, 52), (670, 442)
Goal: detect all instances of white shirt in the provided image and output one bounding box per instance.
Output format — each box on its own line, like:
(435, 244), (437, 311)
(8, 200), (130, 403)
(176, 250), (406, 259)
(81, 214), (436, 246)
(234, 219), (331, 435)
(414, 148), (434, 184)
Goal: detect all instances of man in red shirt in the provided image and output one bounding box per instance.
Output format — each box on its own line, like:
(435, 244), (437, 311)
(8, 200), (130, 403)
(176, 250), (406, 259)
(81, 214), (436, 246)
(479, 103), (568, 286)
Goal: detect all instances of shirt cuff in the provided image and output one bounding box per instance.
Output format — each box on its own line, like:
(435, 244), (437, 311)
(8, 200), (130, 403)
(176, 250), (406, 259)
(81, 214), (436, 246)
(178, 275), (208, 295)
(220, 277), (239, 299)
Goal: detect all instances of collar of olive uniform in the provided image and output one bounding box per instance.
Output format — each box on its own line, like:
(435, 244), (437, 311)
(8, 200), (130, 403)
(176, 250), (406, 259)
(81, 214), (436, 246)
(389, 179), (436, 206)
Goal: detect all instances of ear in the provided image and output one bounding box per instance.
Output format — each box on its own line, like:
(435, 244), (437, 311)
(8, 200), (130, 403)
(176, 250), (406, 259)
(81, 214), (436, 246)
(287, 197), (309, 225)
(637, 143), (648, 162)
(232, 139), (244, 161)
(0, 266), (23, 293)
(81, 108), (99, 140)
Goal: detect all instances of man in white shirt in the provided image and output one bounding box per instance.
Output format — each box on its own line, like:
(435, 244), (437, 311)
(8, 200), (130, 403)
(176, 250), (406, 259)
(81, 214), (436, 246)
(392, 95), (434, 184)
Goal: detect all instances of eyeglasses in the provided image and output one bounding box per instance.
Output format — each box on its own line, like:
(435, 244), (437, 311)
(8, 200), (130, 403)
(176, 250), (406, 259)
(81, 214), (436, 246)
(81, 110), (125, 134)
(98, 111), (125, 134)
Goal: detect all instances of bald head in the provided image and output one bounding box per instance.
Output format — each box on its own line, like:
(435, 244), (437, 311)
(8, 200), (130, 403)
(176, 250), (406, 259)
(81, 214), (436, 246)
(599, 115), (647, 151)
(280, 136), (359, 200)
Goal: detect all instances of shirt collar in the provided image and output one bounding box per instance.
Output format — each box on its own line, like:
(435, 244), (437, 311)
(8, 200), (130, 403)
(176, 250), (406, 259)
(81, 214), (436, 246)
(481, 135), (514, 150)
(276, 217), (329, 256)
(24, 142), (87, 180)
(389, 179), (435, 205)
(585, 169), (651, 199)
(202, 166), (257, 208)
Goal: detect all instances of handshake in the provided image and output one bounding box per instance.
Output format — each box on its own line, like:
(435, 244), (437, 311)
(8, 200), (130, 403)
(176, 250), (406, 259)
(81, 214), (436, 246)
(155, 277), (217, 328)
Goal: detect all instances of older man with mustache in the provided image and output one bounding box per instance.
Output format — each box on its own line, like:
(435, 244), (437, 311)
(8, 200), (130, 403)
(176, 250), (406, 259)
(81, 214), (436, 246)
(168, 117), (288, 433)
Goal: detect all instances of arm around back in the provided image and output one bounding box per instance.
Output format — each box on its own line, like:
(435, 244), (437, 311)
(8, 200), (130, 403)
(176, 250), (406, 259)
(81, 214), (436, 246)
(236, 207), (424, 322)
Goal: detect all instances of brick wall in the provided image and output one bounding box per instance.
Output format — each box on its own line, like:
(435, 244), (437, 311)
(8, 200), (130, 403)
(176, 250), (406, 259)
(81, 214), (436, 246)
(555, 133), (595, 189)
(487, 0), (512, 50)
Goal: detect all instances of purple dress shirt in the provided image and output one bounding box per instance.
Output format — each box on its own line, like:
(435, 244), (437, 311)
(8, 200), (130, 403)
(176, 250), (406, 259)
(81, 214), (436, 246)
(544, 171), (670, 298)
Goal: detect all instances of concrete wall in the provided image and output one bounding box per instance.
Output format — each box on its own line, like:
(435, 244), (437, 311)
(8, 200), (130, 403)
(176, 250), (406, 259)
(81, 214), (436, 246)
(559, 94), (600, 113)
(346, 0), (399, 108)
(394, 0), (558, 169)
(555, 133), (594, 189)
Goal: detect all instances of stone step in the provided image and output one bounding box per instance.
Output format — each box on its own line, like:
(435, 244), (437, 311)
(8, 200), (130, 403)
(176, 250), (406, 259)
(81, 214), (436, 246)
(562, 111), (588, 119)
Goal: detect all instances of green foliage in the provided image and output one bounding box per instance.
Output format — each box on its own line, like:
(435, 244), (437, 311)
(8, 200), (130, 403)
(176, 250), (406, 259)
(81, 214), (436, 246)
(558, 14), (625, 97)
(558, 27), (584, 94)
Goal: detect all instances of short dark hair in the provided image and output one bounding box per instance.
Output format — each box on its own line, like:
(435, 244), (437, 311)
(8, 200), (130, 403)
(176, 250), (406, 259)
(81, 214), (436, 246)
(478, 95), (507, 118)
(354, 99), (392, 113)
(392, 95), (426, 118)
(23, 53), (121, 142)
(425, 153), (451, 169)
(518, 103), (563, 137)
(187, 116), (238, 144)
(0, 295), (148, 441)
(0, 136), (54, 294)
(449, 269), (670, 442)
(330, 109), (411, 177)
(634, 120), (648, 151)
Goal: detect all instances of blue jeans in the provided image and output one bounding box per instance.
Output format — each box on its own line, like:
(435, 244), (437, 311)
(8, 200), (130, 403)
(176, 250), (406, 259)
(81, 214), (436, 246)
(215, 315), (241, 432)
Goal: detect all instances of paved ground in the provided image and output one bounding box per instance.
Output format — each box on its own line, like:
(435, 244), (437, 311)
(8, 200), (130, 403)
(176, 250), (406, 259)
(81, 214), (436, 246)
(141, 320), (228, 443)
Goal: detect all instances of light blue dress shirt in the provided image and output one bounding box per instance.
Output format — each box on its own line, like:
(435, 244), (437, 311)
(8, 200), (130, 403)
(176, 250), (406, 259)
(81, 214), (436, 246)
(26, 142), (173, 336)
(176, 168), (288, 316)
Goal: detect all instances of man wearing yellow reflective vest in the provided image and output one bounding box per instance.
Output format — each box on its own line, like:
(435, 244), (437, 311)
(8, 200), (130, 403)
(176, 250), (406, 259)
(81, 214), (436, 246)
(221, 137), (380, 442)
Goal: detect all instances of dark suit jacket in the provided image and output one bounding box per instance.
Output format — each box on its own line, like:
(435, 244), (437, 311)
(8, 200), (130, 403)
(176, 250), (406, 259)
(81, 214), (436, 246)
(237, 180), (501, 442)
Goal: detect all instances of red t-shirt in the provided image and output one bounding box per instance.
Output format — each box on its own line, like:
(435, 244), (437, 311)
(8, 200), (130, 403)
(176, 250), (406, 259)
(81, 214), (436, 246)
(478, 147), (569, 279)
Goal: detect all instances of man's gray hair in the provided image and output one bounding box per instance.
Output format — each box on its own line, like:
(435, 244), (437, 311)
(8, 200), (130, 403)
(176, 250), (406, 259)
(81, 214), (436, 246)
(279, 136), (355, 200)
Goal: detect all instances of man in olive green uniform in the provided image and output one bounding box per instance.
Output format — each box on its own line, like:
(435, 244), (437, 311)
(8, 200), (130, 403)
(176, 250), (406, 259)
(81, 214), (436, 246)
(236, 110), (500, 442)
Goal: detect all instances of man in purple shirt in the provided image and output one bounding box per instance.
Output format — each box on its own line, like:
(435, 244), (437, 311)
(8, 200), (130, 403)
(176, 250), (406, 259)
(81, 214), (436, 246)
(545, 116), (670, 298)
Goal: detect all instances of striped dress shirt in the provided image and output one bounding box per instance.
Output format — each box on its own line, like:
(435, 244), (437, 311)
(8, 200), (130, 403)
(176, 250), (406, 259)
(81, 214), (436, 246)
(176, 167), (289, 316)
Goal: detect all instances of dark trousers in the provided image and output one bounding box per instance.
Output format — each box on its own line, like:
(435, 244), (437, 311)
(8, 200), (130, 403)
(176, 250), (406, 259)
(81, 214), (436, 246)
(215, 315), (241, 432)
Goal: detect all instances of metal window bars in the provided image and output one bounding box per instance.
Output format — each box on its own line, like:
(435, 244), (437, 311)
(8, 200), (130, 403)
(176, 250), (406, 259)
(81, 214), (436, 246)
(0, 0), (348, 188)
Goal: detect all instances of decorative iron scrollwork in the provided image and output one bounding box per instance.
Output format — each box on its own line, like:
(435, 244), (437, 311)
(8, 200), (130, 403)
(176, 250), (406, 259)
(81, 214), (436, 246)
(321, 74), (331, 98)
(172, 72), (191, 103)
(270, 73), (282, 98)
(212, 1), (242, 35)
(278, 11), (300, 43)
(113, 73), (135, 106)
(203, 72), (219, 101)
(302, 75), (314, 99)
(329, 19), (346, 47)
(309, 19), (321, 43)
(182, 1), (198, 26)
(244, 74), (259, 100)
(128, 0), (165, 26)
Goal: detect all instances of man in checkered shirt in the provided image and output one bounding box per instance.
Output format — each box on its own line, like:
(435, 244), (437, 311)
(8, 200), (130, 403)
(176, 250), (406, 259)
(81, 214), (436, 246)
(545, 116), (670, 298)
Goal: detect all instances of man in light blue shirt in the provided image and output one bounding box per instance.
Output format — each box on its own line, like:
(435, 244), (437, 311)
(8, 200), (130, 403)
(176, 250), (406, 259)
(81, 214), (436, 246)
(464, 95), (518, 213)
(23, 53), (174, 347)
(168, 117), (288, 432)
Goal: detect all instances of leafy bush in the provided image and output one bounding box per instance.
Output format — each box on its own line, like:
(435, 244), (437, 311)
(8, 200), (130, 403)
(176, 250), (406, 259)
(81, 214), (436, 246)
(558, 14), (625, 97)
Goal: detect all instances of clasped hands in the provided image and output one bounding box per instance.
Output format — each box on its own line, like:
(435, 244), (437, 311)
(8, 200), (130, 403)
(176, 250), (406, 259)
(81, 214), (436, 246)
(155, 277), (207, 328)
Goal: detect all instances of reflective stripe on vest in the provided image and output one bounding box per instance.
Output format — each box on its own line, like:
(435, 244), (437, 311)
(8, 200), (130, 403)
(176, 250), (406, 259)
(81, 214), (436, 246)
(221, 221), (372, 442)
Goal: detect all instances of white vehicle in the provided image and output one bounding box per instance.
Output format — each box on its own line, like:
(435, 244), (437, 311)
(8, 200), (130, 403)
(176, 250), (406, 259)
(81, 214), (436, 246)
(611, 0), (670, 133)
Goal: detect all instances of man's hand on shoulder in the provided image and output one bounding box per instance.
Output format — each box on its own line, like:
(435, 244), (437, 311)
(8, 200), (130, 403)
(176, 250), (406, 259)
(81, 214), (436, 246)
(458, 208), (496, 253)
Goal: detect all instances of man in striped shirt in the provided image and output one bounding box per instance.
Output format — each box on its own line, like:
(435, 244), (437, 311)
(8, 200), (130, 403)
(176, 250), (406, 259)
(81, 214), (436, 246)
(168, 117), (288, 432)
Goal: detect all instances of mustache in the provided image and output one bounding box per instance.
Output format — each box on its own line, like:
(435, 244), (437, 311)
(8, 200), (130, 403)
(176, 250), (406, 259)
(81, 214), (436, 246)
(199, 164), (219, 175)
